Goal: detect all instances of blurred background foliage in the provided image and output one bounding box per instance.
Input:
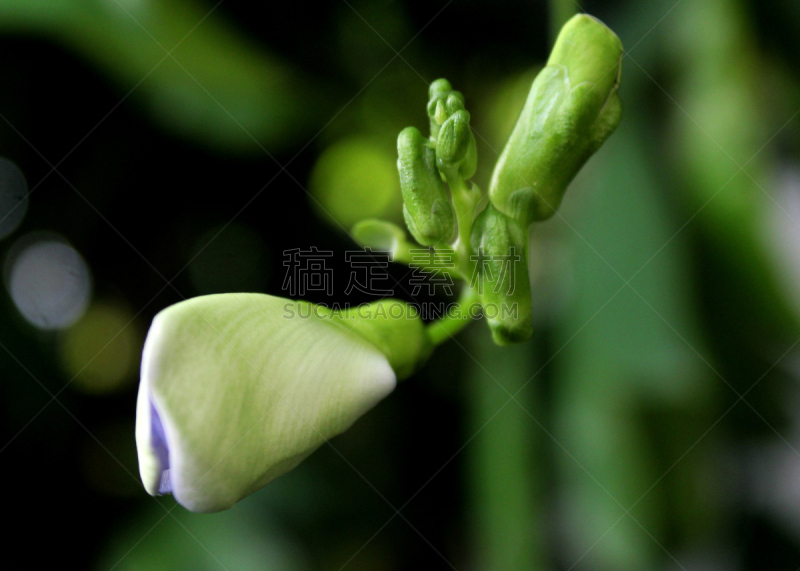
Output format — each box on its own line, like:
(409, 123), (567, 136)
(3, 0), (800, 569)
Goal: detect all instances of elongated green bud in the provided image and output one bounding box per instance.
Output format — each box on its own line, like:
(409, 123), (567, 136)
(437, 110), (472, 168)
(397, 126), (456, 246)
(470, 203), (533, 344)
(489, 14), (623, 226)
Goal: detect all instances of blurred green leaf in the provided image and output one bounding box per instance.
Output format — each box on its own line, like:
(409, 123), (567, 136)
(97, 499), (309, 570)
(553, 122), (714, 569)
(0, 0), (322, 152)
(667, 0), (799, 336)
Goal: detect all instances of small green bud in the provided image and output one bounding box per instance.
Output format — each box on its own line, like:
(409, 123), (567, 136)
(351, 219), (408, 253)
(397, 126), (457, 246)
(445, 92), (465, 114)
(426, 99), (440, 122)
(429, 78), (452, 99)
(437, 110), (472, 167)
(427, 78), (467, 139)
(435, 109), (478, 180)
(470, 203), (533, 345)
(489, 14), (623, 226)
(434, 100), (449, 126)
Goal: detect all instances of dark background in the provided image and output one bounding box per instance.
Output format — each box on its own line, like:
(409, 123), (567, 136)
(3, 0), (800, 569)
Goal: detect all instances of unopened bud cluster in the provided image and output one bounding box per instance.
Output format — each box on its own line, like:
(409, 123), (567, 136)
(397, 79), (480, 248)
(393, 15), (623, 345)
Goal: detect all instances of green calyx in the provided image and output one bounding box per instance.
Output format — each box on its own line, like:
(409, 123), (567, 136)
(470, 203), (533, 344)
(330, 299), (433, 380)
(488, 14), (623, 226)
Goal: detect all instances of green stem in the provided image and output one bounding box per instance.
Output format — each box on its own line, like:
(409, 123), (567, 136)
(445, 171), (480, 279)
(423, 168), (483, 347)
(467, 326), (543, 570)
(393, 244), (453, 274)
(426, 287), (480, 346)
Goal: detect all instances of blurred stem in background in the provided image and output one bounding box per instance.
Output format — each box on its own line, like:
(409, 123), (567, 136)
(668, 0), (799, 337)
(551, 119), (716, 569)
(467, 327), (543, 570)
(465, 4), (613, 569)
(549, 0), (576, 46)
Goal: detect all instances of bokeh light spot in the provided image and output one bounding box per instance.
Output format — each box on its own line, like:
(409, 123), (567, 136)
(0, 158), (28, 240)
(60, 302), (140, 395)
(5, 235), (91, 330)
(309, 137), (401, 229)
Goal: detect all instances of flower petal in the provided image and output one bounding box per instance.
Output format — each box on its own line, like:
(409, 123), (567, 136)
(135, 293), (395, 512)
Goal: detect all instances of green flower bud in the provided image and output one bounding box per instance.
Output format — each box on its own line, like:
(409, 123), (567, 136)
(445, 92), (465, 115)
(470, 203), (533, 345)
(351, 219), (409, 254)
(429, 78), (452, 100)
(434, 100), (448, 127)
(136, 293), (431, 512)
(436, 109), (478, 180)
(397, 126), (457, 246)
(426, 78), (465, 139)
(489, 14), (623, 226)
(437, 110), (472, 168)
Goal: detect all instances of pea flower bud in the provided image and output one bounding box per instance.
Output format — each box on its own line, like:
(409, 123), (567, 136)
(444, 92), (465, 115)
(429, 78), (452, 100)
(427, 79), (453, 138)
(136, 293), (431, 512)
(397, 126), (457, 246)
(489, 14), (623, 225)
(427, 79), (467, 135)
(471, 203), (533, 344)
(437, 110), (478, 179)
